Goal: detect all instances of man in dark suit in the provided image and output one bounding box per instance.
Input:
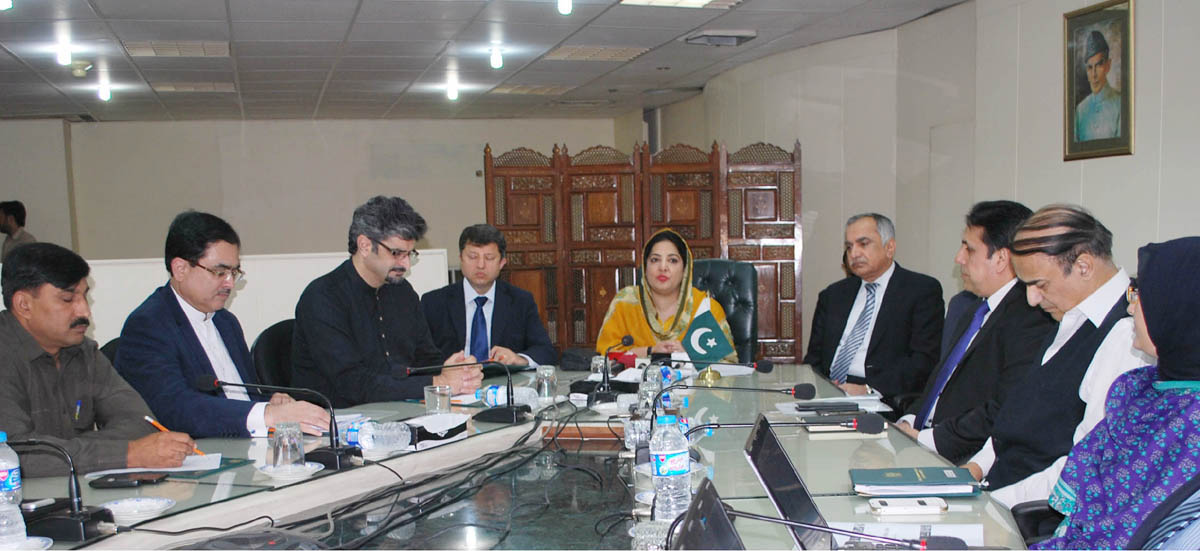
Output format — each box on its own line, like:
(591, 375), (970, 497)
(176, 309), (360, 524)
(804, 213), (944, 403)
(117, 211), (328, 438)
(422, 224), (556, 367)
(896, 201), (1055, 447)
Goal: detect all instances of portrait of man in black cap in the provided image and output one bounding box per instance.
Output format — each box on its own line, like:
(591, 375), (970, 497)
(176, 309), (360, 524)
(1064, 0), (1132, 160)
(1074, 29), (1121, 141)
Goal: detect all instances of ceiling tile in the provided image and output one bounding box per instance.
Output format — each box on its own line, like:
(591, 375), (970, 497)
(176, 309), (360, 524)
(738, 0), (867, 11)
(0, 20), (114, 41)
(358, 1), (487, 22)
(504, 70), (598, 86)
(344, 41), (448, 57)
(349, 21), (470, 42)
(133, 56), (233, 71)
(234, 41), (341, 57)
(335, 56), (434, 72)
(587, 5), (723, 29)
(455, 21), (580, 47)
(565, 26), (681, 48)
(330, 69), (425, 82)
(476, 0), (609, 24)
(237, 57), (336, 71)
(93, 0), (226, 20)
(228, 0), (358, 21)
(237, 70), (329, 82)
(0, 0), (100, 21)
(142, 69), (234, 82)
(108, 20), (230, 41)
(232, 21), (352, 42)
(704, 9), (823, 30)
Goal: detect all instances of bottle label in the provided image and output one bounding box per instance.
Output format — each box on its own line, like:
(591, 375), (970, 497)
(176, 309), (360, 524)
(651, 450), (689, 477)
(0, 467), (19, 492)
(345, 422), (360, 447)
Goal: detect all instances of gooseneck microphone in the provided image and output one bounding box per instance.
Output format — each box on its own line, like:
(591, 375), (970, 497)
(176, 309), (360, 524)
(684, 413), (887, 438)
(647, 381), (817, 432)
(9, 439), (113, 541)
(591, 335), (633, 406)
(472, 361), (530, 424)
(193, 378), (360, 471)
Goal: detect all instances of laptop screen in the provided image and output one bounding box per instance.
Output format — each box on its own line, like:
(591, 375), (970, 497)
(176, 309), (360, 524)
(672, 478), (746, 550)
(743, 414), (833, 550)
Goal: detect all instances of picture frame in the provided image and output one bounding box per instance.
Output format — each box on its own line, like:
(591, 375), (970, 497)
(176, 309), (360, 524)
(1064, 0), (1133, 161)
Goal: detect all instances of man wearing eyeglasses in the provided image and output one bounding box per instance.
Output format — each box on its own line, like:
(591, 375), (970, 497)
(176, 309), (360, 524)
(291, 196), (483, 408)
(116, 211), (330, 438)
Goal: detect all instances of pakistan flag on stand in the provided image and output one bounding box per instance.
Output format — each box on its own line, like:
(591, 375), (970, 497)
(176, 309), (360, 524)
(682, 298), (734, 361)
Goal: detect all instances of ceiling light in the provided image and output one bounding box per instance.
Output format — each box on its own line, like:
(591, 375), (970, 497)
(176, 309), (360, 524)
(123, 41), (229, 57)
(620, 0), (741, 7)
(490, 84), (573, 96)
(489, 46), (503, 69)
(56, 47), (71, 66)
(0, 0), (13, 11)
(446, 75), (459, 101)
(683, 29), (757, 47)
(70, 60), (93, 78)
(152, 82), (236, 92)
(557, 0), (572, 15)
(544, 45), (648, 62)
(97, 84), (111, 102)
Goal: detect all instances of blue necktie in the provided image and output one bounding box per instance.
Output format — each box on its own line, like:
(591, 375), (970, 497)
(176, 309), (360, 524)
(914, 299), (990, 428)
(830, 282), (878, 384)
(470, 296), (489, 361)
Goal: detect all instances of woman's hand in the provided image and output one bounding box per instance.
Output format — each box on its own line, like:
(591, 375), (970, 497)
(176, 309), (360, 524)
(651, 340), (684, 354)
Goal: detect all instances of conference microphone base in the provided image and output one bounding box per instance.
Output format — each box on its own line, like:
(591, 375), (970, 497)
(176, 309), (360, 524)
(305, 446), (362, 471)
(473, 405), (531, 424)
(26, 506), (113, 541)
(587, 389), (619, 407)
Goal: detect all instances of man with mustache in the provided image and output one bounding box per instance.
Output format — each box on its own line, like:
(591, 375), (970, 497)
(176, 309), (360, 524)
(0, 243), (195, 476)
(804, 213), (944, 407)
(116, 211), (329, 438)
(292, 196), (483, 408)
(421, 224), (556, 368)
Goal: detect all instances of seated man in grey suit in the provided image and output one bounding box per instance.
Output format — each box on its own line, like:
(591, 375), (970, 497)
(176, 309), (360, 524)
(421, 224), (556, 367)
(896, 201), (1056, 443)
(803, 213), (944, 404)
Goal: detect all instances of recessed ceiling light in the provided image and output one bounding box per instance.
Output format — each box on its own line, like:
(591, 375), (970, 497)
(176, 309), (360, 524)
(124, 41), (229, 57)
(152, 82), (236, 93)
(683, 29), (756, 46)
(97, 84), (111, 101)
(620, 0), (741, 7)
(544, 45), (648, 62)
(489, 45), (503, 69)
(490, 84), (573, 96)
(446, 74), (459, 101)
(0, 0), (13, 11)
(557, 0), (572, 15)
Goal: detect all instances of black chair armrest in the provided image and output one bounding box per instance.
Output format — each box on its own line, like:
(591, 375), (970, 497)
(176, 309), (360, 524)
(1011, 499), (1065, 546)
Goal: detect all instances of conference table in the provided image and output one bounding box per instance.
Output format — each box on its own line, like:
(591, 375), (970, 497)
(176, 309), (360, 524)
(23, 364), (1026, 549)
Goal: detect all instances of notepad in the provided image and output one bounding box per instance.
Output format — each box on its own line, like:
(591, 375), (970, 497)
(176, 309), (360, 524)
(84, 453), (223, 479)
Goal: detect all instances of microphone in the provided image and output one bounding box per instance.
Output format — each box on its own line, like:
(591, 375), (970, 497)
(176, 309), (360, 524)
(405, 358), (489, 376)
(193, 377), (360, 471)
(684, 413), (887, 438)
(591, 335), (633, 406)
(722, 508), (967, 550)
(647, 382), (817, 432)
(472, 361), (531, 425)
(9, 439), (113, 541)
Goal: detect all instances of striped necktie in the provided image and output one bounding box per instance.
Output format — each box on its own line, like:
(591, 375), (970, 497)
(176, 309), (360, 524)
(830, 282), (878, 384)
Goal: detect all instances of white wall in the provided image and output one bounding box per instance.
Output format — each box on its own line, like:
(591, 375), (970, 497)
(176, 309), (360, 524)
(975, 0), (1200, 272)
(62, 118), (614, 263)
(0, 120), (75, 249)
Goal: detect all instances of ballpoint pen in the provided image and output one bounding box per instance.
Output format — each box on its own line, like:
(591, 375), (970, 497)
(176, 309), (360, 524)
(144, 415), (205, 456)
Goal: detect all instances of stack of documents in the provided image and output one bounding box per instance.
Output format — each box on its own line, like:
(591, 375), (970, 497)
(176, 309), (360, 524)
(849, 467), (980, 497)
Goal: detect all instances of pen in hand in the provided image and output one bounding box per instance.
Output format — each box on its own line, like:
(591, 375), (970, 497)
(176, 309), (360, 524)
(144, 415), (205, 456)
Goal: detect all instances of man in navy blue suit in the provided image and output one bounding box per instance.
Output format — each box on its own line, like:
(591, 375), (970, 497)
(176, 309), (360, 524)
(421, 224), (556, 368)
(116, 211), (329, 438)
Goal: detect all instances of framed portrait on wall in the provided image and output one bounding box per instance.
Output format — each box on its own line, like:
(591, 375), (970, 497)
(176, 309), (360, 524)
(1064, 0), (1133, 160)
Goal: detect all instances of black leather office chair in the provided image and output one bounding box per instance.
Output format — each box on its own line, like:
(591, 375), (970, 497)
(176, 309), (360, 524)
(691, 259), (758, 363)
(1011, 500), (1066, 546)
(251, 319), (294, 387)
(100, 337), (120, 366)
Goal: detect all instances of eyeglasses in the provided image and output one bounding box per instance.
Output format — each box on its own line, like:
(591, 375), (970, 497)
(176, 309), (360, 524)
(190, 261), (245, 283)
(372, 239), (420, 264)
(1126, 279), (1138, 305)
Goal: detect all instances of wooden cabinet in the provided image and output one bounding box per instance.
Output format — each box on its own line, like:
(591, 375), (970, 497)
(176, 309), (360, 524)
(483, 141), (803, 363)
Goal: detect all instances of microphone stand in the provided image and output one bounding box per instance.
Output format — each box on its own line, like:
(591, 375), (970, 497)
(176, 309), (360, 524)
(10, 440), (113, 541)
(590, 337), (632, 407)
(684, 414), (885, 438)
(205, 380), (361, 471)
(472, 361), (530, 424)
(647, 382), (815, 432)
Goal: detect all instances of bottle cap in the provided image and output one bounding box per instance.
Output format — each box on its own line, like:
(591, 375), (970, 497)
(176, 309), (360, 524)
(0, 432), (6, 443)
(657, 415), (676, 425)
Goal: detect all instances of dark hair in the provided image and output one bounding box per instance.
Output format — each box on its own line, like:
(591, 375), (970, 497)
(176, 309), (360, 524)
(643, 230), (689, 268)
(164, 211), (241, 273)
(0, 201), (26, 227)
(2, 242), (90, 310)
(1012, 204), (1113, 274)
(965, 200), (1033, 258)
(458, 224), (507, 257)
(347, 196), (428, 255)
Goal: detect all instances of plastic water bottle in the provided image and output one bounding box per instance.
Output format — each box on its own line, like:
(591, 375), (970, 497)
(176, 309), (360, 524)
(650, 415), (691, 521)
(476, 385), (539, 408)
(0, 432), (26, 547)
(339, 421), (412, 450)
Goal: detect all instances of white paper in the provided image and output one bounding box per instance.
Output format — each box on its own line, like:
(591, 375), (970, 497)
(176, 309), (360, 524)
(711, 364), (754, 376)
(828, 522), (984, 547)
(334, 413), (363, 424)
(84, 453), (223, 479)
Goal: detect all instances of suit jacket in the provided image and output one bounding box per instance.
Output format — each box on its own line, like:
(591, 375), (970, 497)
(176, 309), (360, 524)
(421, 279), (557, 366)
(942, 290), (980, 354)
(116, 284), (266, 438)
(803, 263), (944, 401)
(906, 282), (1056, 431)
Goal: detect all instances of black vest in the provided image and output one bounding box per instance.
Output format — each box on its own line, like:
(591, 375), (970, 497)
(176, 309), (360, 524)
(985, 294), (1129, 490)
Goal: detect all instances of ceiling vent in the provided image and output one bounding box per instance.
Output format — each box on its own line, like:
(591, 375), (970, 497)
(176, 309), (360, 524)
(683, 29), (756, 47)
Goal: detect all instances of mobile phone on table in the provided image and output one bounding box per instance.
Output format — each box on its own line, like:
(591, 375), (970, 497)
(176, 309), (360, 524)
(88, 472), (169, 489)
(867, 497), (948, 515)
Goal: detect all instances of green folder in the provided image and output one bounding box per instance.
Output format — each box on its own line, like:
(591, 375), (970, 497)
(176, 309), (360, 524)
(848, 466), (980, 497)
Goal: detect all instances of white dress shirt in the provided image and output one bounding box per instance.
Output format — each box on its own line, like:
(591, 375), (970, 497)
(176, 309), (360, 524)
(462, 279), (537, 367)
(172, 286), (268, 437)
(905, 277), (1019, 431)
(960, 269), (1149, 507)
(834, 262), (895, 379)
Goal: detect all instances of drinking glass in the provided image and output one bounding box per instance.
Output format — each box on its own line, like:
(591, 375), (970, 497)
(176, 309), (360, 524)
(535, 365), (557, 400)
(424, 385), (452, 414)
(270, 422), (305, 471)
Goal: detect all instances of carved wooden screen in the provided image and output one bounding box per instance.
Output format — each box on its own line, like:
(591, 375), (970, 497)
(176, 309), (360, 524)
(559, 145), (641, 351)
(642, 143), (723, 262)
(724, 141), (802, 363)
(482, 145), (562, 347)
